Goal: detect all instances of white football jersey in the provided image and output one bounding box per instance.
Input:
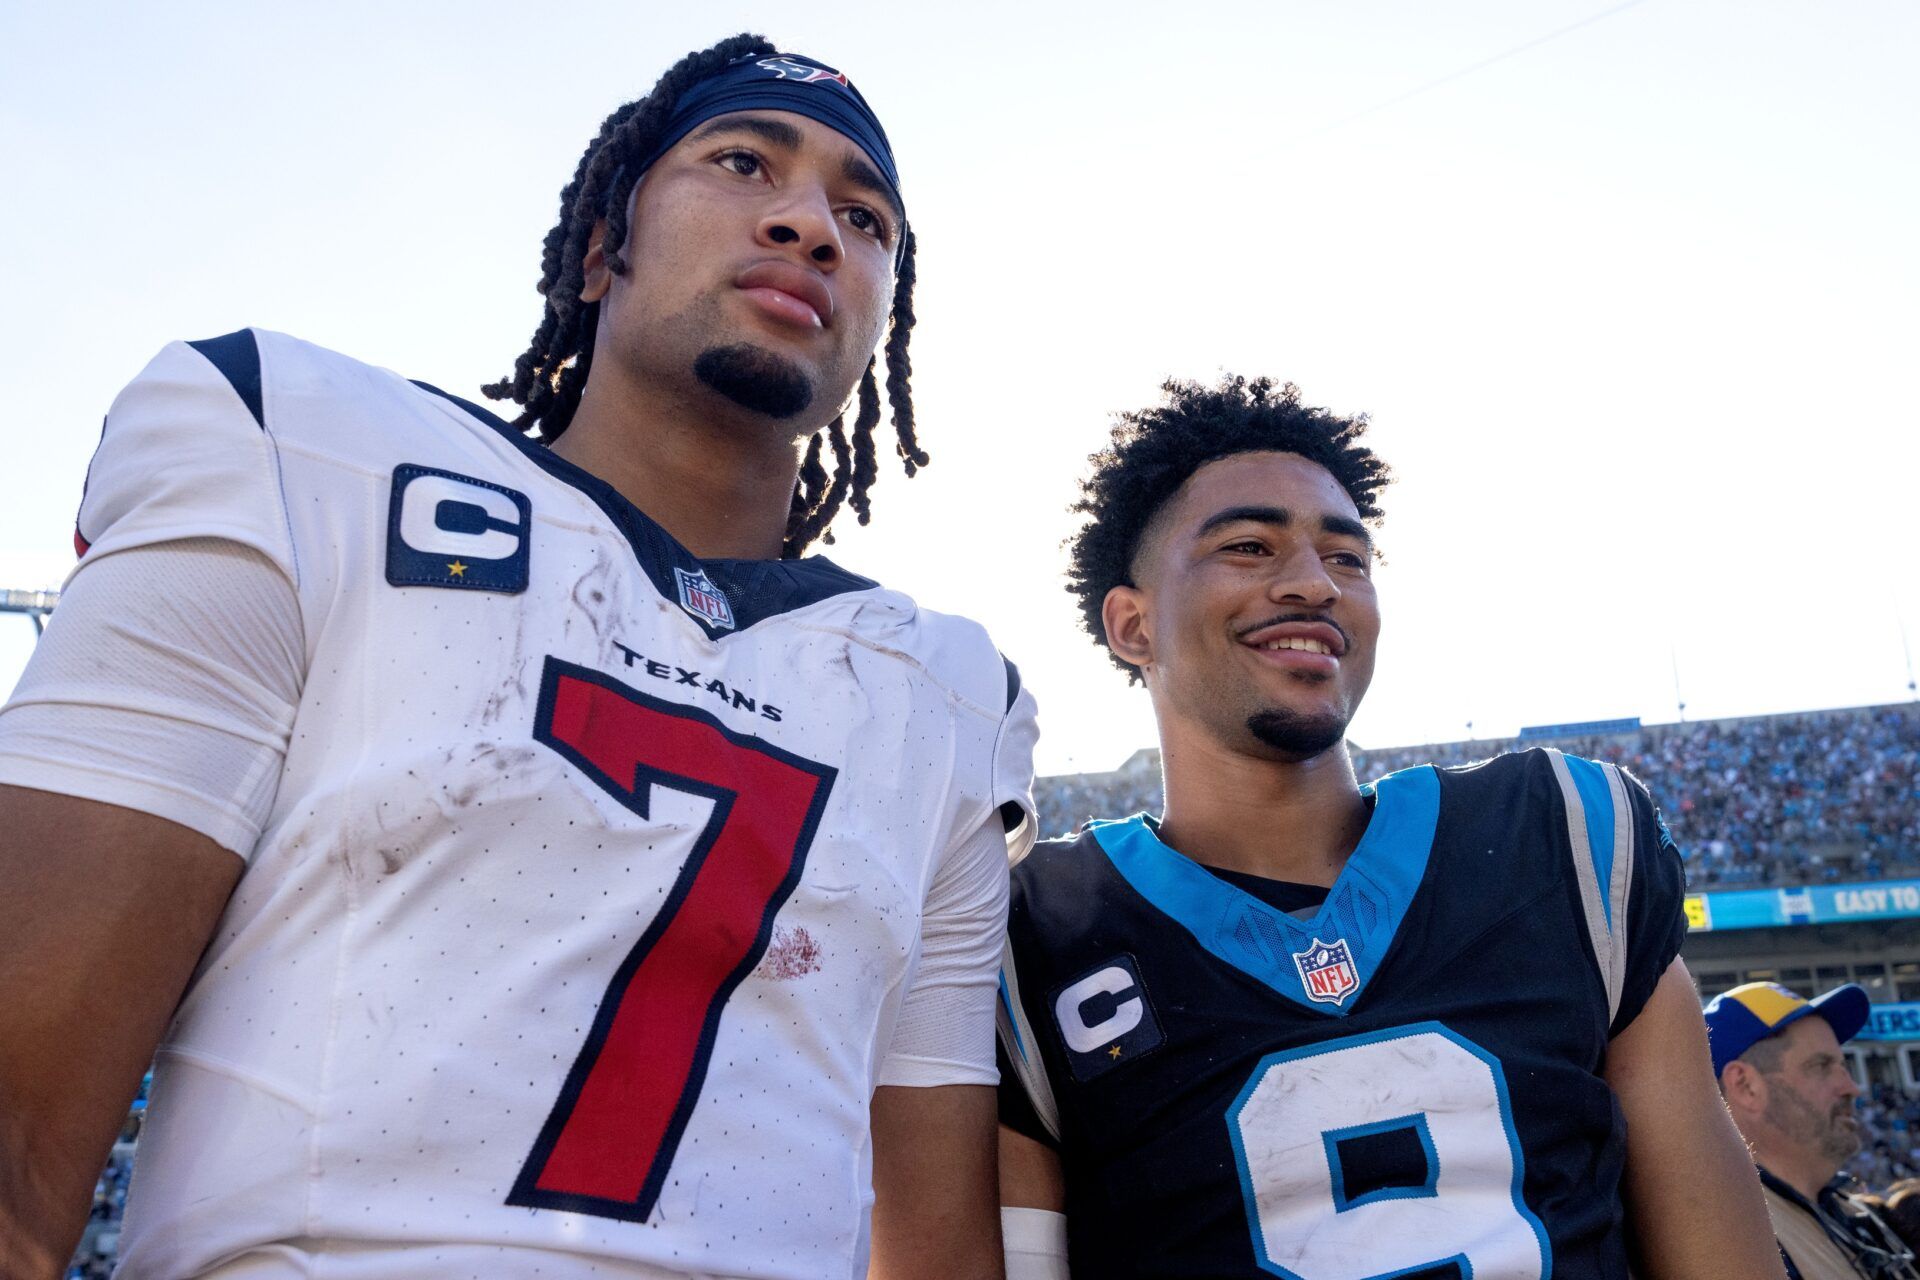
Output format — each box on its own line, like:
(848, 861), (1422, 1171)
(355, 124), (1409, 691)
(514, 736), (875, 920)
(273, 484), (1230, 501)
(67, 330), (1038, 1278)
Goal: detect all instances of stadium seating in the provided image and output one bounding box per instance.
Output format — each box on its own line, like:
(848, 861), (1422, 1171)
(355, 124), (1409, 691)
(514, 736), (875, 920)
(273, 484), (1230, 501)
(1854, 1084), (1920, 1192)
(1034, 702), (1920, 891)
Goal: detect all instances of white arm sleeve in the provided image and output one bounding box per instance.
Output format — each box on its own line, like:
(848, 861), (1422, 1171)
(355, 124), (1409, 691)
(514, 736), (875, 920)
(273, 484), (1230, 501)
(877, 813), (1013, 1088)
(0, 537), (303, 856)
(1003, 1207), (1070, 1280)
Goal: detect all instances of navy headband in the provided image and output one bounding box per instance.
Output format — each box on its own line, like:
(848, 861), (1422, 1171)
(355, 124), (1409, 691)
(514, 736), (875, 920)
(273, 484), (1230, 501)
(637, 52), (901, 204)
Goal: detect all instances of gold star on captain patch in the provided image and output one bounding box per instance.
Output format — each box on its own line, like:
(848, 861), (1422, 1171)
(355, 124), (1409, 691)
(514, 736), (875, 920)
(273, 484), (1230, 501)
(1108, 1044), (1123, 1059)
(447, 561), (468, 578)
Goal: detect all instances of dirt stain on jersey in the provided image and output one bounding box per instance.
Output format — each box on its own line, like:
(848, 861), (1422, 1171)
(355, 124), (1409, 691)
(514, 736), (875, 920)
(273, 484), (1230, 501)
(754, 925), (823, 980)
(478, 626), (529, 729)
(567, 551), (615, 642)
(433, 744), (539, 813)
(833, 640), (860, 683)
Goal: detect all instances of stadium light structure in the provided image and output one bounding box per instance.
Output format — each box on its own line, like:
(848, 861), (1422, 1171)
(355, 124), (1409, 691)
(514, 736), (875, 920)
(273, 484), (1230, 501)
(1, 587), (60, 637)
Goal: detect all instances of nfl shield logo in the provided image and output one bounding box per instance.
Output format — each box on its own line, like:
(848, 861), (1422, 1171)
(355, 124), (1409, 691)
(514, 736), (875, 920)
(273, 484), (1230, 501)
(674, 566), (735, 630)
(1292, 937), (1359, 1007)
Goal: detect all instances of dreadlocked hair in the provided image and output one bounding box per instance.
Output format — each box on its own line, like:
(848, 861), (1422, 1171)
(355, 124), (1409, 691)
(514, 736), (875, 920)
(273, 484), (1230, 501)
(483, 33), (925, 559)
(1066, 374), (1392, 682)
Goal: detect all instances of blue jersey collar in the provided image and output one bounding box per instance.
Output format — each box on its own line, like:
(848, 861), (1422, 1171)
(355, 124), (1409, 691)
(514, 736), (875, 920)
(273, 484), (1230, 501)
(1089, 766), (1441, 1018)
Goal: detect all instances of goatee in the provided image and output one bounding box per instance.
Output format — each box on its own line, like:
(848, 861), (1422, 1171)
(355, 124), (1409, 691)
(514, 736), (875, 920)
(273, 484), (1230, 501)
(1246, 708), (1347, 759)
(693, 344), (814, 419)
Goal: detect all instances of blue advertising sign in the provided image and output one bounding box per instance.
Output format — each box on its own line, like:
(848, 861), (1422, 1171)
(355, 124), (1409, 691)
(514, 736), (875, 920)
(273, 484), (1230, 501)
(1858, 1003), (1920, 1042)
(1685, 879), (1920, 933)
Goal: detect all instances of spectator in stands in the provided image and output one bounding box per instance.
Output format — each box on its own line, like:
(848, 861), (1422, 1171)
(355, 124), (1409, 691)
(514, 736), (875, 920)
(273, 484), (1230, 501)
(1708, 982), (1920, 1279)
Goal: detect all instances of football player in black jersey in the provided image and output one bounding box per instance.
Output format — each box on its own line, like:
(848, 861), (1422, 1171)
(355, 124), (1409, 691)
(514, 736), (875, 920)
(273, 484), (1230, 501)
(994, 375), (1782, 1279)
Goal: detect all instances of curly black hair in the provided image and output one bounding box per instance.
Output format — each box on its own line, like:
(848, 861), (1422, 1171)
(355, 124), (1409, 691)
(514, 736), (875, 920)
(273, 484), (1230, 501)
(483, 33), (927, 558)
(1067, 374), (1391, 681)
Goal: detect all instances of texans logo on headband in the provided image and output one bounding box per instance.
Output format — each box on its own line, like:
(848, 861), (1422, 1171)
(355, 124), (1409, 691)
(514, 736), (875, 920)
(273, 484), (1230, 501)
(636, 50), (902, 198)
(757, 57), (850, 88)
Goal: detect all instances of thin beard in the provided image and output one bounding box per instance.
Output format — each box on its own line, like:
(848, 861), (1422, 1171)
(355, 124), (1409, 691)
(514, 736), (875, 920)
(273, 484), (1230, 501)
(1766, 1084), (1860, 1163)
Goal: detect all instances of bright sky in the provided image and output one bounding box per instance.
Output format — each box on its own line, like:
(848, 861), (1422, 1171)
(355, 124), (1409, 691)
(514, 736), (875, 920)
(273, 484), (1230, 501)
(2, 1), (1915, 774)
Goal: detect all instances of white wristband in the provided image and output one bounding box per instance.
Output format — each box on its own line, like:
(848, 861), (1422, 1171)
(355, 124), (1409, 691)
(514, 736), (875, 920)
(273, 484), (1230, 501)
(1002, 1206), (1069, 1280)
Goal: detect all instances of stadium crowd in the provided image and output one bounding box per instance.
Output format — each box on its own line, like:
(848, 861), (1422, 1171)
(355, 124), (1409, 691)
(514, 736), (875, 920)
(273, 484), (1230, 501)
(1855, 1085), (1920, 1193)
(1035, 703), (1920, 890)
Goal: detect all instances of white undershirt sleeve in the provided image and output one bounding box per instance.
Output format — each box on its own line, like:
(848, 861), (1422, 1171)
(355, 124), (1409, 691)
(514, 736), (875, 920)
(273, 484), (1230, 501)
(0, 538), (304, 857)
(877, 814), (1013, 1088)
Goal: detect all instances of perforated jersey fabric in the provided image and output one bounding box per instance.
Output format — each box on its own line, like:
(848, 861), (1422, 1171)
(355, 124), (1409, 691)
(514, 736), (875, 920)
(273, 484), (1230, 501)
(7, 329), (1038, 1279)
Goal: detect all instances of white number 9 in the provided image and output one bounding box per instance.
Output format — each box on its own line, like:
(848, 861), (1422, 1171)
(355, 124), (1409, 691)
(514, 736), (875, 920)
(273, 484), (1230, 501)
(1227, 1022), (1549, 1279)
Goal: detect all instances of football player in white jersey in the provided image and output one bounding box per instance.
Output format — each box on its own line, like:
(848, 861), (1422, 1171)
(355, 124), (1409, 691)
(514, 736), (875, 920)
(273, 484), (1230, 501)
(0, 34), (1036, 1280)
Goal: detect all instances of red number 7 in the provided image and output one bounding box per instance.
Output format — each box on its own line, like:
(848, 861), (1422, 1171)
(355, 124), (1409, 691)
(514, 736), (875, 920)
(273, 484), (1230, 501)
(507, 658), (836, 1221)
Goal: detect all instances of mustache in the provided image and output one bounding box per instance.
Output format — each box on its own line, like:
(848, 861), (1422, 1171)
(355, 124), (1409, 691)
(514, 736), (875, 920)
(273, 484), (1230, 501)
(1235, 611), (1353, 649)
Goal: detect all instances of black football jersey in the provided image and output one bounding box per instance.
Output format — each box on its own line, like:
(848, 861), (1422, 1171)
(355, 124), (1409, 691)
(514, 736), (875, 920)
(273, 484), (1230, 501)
(997, 749), (1686, 1279)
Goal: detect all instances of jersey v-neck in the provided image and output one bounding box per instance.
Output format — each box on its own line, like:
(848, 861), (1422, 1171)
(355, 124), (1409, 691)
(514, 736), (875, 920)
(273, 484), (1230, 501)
(412, 380), (879, 642)
(1187, 792), (1374, 918)
(1203, 864), (1330, 918)
(1088, 768), (1442, 1018)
